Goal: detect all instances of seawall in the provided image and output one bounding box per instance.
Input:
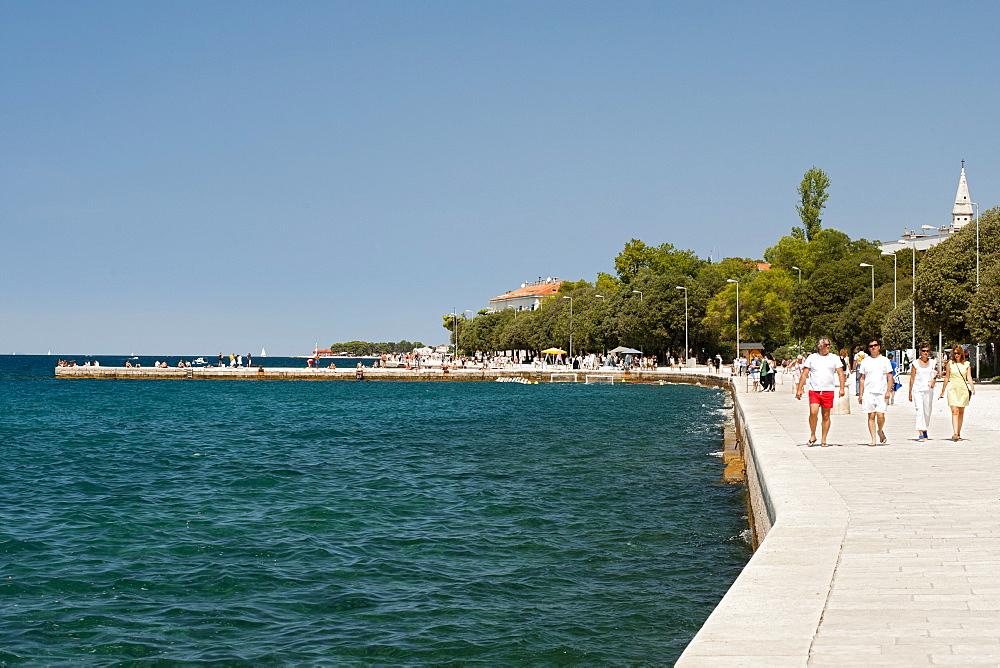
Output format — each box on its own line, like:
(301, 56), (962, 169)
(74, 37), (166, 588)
(53, 365), (735, 389)
(678, 380), (849, 664)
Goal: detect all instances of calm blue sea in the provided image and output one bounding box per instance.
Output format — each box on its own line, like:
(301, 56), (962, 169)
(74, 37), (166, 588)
(0, 355), (748, 665)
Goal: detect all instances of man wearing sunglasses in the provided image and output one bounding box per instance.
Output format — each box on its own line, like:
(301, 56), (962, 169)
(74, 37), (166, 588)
(858, 339), (895, 446)
(795, 337), (846, 447)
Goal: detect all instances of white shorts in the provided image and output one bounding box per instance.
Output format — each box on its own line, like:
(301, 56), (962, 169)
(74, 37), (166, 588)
(862, 392), (887, 414)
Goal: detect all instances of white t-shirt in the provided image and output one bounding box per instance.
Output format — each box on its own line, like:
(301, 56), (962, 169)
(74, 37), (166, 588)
(859, 355), (894, 395)
(803, 352), (842, 392)
(912, 359), (936, 392)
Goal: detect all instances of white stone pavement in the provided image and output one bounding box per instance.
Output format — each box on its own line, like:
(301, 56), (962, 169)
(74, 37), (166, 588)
(679, 372), (1000, 666)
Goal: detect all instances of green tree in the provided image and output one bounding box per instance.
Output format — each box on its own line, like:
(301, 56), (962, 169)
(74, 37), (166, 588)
(703, 269), (794, 351)
(968, 265), (1000, 343)
(613, 239), (704, 283)
(614, 239), (656, 283)
(881, 298), (931, 351)
(792, 167), (831, 242)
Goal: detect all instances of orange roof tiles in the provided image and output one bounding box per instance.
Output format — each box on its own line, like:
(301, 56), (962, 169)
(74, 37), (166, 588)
(490, 281), (562, 302)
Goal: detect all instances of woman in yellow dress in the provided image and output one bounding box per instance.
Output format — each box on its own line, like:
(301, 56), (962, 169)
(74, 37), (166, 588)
(938, 344), (975, 441)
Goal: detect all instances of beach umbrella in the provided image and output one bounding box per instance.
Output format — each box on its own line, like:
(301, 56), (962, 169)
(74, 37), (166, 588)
(541, 348), (567, 354)
(608, 346), (642, 354)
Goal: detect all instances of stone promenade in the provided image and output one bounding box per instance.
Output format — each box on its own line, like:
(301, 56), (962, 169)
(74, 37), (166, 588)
(680, 373), (1000, 666)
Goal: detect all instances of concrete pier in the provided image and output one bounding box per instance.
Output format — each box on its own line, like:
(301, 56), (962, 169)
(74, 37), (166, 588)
(679, 373), (1000, 666)
(53, 365), (733, 388)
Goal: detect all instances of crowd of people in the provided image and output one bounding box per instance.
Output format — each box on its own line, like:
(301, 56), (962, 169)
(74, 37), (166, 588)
(793, 336), (975, 446)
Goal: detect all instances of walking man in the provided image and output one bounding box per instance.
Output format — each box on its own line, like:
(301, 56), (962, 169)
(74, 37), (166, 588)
(858, 338), (894, 446)
(795, 337), (846, 447)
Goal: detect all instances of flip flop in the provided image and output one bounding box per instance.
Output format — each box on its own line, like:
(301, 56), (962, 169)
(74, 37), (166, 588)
(878, 430), (887, 444)
(807, 438), (817, 446)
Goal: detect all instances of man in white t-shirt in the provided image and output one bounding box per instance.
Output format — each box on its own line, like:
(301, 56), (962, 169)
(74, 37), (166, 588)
(858, 338), (895, 446)
(795, 336), (846, 447)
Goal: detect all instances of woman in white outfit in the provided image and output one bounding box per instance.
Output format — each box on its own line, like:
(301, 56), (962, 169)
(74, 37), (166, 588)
(907, 342), (936, 441)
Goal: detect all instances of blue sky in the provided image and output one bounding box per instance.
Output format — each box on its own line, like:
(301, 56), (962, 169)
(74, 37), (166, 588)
(2, 1), (998, 355)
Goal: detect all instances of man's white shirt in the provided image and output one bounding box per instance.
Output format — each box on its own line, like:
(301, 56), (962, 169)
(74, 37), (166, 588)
(859, 355), (893, 395)
(803, 352), (842, 392)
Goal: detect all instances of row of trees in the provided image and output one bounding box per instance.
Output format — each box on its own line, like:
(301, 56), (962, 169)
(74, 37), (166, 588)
(327, 340), (425, 356)
(442, 168), (1000, 368)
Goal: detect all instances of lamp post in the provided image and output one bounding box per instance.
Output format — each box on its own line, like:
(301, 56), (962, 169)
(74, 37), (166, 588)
(675, 286), (688, 361)
(973, 201), (981, 378)
(563, 296), (574, 357)
(594, 295), (605, 355)
(790, 266), (802, 348)
(974, 202), (980, 290)
(452, 308), (459, 359)
(632, 290), (643, 352)
(911, 241), (916, 355)
(727, 279), (740, 365)
(859, 263), (875, 302)
(677, 285), (688, 363)
(881, 251), (897, 308)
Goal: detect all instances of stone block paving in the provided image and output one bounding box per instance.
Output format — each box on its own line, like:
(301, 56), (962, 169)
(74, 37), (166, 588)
(753, 373), (1000, 665)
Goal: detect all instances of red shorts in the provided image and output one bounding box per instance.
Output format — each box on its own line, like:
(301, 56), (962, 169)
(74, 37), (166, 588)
(808, 390), (834, 408)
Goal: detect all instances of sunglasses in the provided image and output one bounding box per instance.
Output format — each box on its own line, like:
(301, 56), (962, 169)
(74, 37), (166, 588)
(867, 343), (880, 348)
(920, 349), (930, 353)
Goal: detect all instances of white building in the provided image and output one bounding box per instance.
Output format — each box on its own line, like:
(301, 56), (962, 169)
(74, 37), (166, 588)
(880, 164), (976, 253)
(488, 278), (562, 313)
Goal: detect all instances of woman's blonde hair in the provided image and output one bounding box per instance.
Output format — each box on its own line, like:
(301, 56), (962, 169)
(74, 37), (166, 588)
(950, 344), (966, 359)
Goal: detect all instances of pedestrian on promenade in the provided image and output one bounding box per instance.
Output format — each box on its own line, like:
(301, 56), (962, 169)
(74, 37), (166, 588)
(795, 336), (846, 447)
(750, 355), (761, 391)
(887, 352), (902, 404)
(858, 339), (894, 446)
(852, 345), (866, 395)
(908, 342), (936, 441)
(938, 344), (975, 441)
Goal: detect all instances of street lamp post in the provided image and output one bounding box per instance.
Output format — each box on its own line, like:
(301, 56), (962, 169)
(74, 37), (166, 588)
(974, 202), (980, 290)
(594, 295), (605, 355)
(632, 290), (643, 353)
(859, 263), (875, 302)
(790, 266), (802, 347)
(452, 308), (459, 359)
(675, 286), (688, 362)
(726, 279), (740, 366)
(972, 201), (981, 379)
(562, 296), (574, 357)
(911, 242), (916, 355)
(881, 251), (897, 308)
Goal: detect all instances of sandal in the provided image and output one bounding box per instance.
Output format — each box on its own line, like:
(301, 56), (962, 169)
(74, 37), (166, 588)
(878, 430), (887, 444)
(807, 438), (817, 446)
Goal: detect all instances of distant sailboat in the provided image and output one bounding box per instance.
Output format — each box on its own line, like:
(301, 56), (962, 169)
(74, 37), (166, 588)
(260, 348), (267, 357)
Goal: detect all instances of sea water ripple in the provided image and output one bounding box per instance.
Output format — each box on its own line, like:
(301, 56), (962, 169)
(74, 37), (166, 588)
(0, 356), (748, 664)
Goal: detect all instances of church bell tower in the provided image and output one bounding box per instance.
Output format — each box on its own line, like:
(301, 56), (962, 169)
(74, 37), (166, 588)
(951, 161), (974, 230)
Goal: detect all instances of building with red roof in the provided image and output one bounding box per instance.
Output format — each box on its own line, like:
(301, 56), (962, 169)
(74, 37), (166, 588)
(488, 278), (562, 313)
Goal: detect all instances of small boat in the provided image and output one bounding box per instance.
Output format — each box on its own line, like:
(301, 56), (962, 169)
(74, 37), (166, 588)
(261, 348), (267, 357)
